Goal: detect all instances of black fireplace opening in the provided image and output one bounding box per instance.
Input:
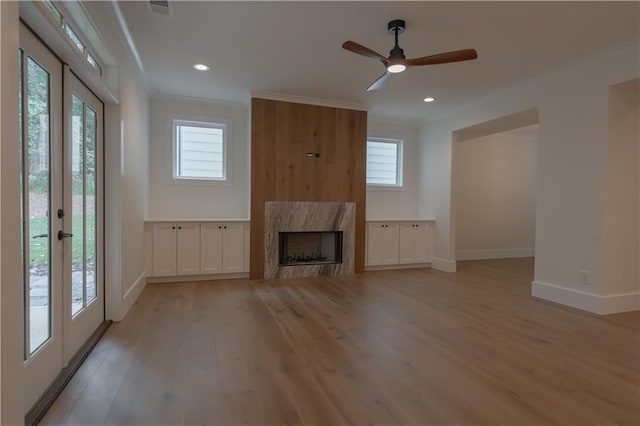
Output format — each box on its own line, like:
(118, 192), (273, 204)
(279, 231), (343, 266)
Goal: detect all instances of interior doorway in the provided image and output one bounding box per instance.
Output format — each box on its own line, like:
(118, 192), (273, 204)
(451, 108), (539, 263)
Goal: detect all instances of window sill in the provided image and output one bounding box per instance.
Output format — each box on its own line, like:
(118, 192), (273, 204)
(166, 177), (232, 187)
(367, 185), (406, 192)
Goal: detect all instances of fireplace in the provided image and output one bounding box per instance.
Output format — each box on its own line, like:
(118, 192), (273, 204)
(264, 201), (355, 279)
(279, 231), (343, 266)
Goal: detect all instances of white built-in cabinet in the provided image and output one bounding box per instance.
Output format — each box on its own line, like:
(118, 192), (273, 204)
(366, 220), (433, 269)
(176, 223), (201, 275)
(200, 223), (245, 274)
(151, 223), (177, 276)
(148, 220), (249, 279)
(398, 222), (432, 264)
(151, 222), (201, 277)
(367, 222), (400, 266)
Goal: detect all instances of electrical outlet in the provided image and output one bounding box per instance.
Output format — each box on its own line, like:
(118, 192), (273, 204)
(580, 270), (591, 285)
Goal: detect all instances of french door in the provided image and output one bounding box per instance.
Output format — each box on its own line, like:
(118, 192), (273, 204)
(20, 24), (104, 411)
(63, 71), (104, 360)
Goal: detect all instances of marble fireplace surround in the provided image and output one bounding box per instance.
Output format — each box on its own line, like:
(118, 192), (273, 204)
(264, 201), (355, 279)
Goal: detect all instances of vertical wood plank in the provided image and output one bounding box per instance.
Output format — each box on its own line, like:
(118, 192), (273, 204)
(250, 98), (367, 278)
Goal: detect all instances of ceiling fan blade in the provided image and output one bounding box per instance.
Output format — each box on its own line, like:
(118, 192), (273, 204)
(407, 49), (478, 67)
(342, 41), (388, 63)
(366, 72), (392, 92)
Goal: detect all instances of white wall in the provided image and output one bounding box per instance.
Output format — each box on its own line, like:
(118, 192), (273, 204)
(367, 118), (421, 220)
(0, 3), (24, 423)
(82, 2), (150, 321)
(147, 102), (417, 221)
(418, 40), (640, 313)
(148, 95), (249, 219)
(455, 127), (537, 260)
(603, 83), (639, 297)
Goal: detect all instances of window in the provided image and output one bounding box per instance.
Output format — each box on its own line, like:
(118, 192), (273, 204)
(173, 120), (228, 181)
(64, 24), (84, 52)
(366, 138), (403, 187)
(43, 1), (103, 75)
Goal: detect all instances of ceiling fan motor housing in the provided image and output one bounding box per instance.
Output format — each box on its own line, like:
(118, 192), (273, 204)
(387, 19), (406, 34)
(389, 45), (405, 60)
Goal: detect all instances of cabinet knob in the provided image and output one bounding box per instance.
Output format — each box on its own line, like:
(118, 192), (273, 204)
(178, 226), (182, 230)
(172, 226), (175, 230)
(218, 226), (222, 229)
(224, 226), (227, 229)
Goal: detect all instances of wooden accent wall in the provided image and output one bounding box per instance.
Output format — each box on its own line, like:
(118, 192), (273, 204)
(250, 98), (367, 279)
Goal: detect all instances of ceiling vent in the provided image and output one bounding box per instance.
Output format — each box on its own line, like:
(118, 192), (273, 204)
(148, 0), (173, 17)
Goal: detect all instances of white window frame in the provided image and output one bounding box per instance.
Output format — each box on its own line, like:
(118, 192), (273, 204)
(171, 118), (231, 185)
(366, 137), (404, 189)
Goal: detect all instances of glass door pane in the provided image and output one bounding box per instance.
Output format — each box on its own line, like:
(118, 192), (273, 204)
(24, 56), (52, 354)
(70, 96), (83, 316)
(70, 97), (99, 316)
(85, 106), (97, 303)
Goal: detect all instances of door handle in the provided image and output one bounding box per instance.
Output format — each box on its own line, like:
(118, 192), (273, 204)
(57, 230), (73, 240)
(32, 233), (49, 239)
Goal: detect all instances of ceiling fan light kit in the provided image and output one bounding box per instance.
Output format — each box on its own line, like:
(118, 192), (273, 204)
(387, 64), (406, 73)
(342, 19), (478, 92)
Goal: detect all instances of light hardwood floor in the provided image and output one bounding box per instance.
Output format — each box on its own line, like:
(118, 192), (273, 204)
(41, 258), (640, 425)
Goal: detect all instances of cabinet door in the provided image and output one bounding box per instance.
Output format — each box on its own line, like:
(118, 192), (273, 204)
(398, 223), (416, 264)
(152, 223), (177, 277)
(413, 223), (432, 263)
(200, 223), (223, 274)
(366, 223), (385, 266)
(176, 223), (200, 275)
(222, 223), (245, 273)
(382, 223), (400, 265)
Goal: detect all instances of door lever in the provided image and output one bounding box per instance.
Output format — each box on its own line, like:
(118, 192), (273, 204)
(57, 230), (73, 240)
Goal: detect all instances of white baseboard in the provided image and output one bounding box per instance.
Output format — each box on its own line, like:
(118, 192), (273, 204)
(456, 248), (534, 261)
(118, 270), (146, 321)
(532, 280), (640, 315)
(146, 272), (249, 284)
(600, 292), (640, 314)
(431, 257), (457, 273)
(365, 263), (430, 272)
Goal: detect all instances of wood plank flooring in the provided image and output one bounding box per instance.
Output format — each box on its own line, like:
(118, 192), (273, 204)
(41, 258), (640, 425)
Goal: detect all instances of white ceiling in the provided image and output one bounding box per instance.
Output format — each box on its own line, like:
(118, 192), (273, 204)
(118, 1), (640, 123)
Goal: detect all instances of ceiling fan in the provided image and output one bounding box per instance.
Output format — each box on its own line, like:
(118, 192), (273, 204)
(342, 19), (478, 91)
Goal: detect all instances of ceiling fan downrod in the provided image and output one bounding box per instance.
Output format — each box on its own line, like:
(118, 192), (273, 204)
(387, 19), (406, 59)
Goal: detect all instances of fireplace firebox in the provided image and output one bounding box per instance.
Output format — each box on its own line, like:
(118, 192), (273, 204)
(279, 231), (343, 266)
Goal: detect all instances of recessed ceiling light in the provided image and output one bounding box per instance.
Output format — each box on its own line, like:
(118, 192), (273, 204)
(424, 97), (436, 103)
(193, 64), (210, 71)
